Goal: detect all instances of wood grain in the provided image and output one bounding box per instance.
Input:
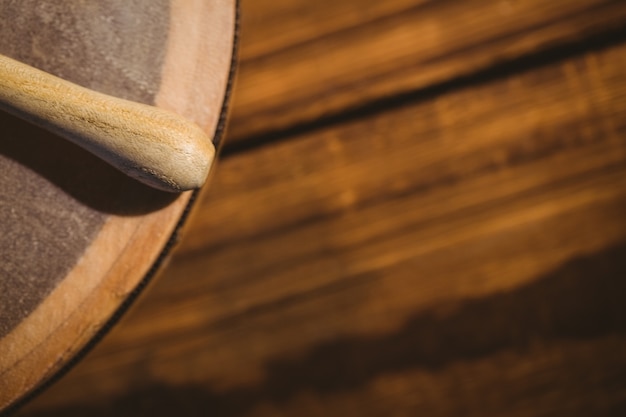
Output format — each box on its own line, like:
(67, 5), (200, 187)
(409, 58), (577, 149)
(229, 0), (626, 143)
(14, 2), (626, 414)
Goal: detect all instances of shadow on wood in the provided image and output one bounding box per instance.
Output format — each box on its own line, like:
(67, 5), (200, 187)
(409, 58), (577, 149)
(18, 240), (626, 417)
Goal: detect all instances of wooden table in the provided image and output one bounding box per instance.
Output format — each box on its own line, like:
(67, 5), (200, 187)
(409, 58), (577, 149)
(14, 0), (626, 416)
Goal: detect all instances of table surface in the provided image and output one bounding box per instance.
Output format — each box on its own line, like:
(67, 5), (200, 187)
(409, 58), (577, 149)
(15, 0), (626, 416)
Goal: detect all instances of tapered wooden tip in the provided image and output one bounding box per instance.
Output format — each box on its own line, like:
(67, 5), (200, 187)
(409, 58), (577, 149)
(0, 54), (215, 192)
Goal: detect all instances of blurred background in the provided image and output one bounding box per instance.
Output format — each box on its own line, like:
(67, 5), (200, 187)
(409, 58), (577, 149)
(17, 0), (626, 415)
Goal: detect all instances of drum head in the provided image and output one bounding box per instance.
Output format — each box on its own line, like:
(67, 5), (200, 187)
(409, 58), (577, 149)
(0, 1), (237, 411)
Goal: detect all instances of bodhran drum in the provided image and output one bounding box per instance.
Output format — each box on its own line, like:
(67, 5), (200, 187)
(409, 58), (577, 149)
(0, 1), (237, 412)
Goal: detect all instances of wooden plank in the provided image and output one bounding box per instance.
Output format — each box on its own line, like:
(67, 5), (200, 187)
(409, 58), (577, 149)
(17, 39), (626, 416)
(229, 0), (626, 142)
(239, 0), (425, 60)
(185, 38), (626, 254)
